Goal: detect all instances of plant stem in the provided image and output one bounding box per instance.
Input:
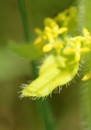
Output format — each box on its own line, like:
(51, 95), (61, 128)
(78, 0), (91, 129)
(83, 0), (91, 127)
(17, 0), (31, 42)
(38, 99), (56, 130)
(17, 1), (56, 130)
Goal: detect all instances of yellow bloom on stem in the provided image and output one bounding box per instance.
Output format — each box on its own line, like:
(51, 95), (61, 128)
(34, 18), (67, 53)
(21, 7), (91, 98)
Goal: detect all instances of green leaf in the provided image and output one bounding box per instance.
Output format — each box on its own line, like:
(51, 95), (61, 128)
(8, 41), (42, 59)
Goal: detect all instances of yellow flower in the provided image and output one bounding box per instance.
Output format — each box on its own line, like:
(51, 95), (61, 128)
(21, 7), (91, 98)
(43, 41), (63, 52)
(64, 34), (90, 62)
(34, 18), (67, 53)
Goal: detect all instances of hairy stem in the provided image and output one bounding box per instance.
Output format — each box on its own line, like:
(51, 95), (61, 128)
(78, 0), (91, 129)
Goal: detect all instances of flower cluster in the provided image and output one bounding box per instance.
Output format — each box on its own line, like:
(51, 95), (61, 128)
(34, 18), (67, 52)
(35, 24), (91, 62)
(21, 7), (91, 98)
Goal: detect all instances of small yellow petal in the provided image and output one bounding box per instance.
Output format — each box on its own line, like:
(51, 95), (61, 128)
(53, 42), (63, 49)
(54, 12), (66, 21)
(75, 52), (80, 62)
(59, 27), (68, 34)
(45, 32), (54, 42)
(44, 18), (58, 28)
(45, 26), (51, 32)
(43, 44), (53, 52)
(34, 37), (42, 45)
(76, 36), (84, 42)
(35, 28), (42, 35)
(64, 48), (75, 54)
(85, 37), (91, 46)
(82, 72), (91, 81)
(83, 28), (90, 37)
(80, 47), (90, 53)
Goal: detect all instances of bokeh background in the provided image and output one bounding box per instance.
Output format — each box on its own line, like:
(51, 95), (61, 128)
(0, 0), (82, 130)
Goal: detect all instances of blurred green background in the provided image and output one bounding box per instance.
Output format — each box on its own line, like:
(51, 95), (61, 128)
(0, 0), (82, 130)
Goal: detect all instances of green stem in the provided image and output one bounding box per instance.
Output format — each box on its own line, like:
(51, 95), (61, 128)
(84, 0), (91, 128)
(38, 99), (56, 130)
(17, 1), (56, 130)
(31, 60), (56, 130)
(78, 0), (91, 129)
(17, 0), (31, 42)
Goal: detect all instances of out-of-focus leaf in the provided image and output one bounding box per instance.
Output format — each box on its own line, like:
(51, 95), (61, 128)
(8, 41), (42, 59)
